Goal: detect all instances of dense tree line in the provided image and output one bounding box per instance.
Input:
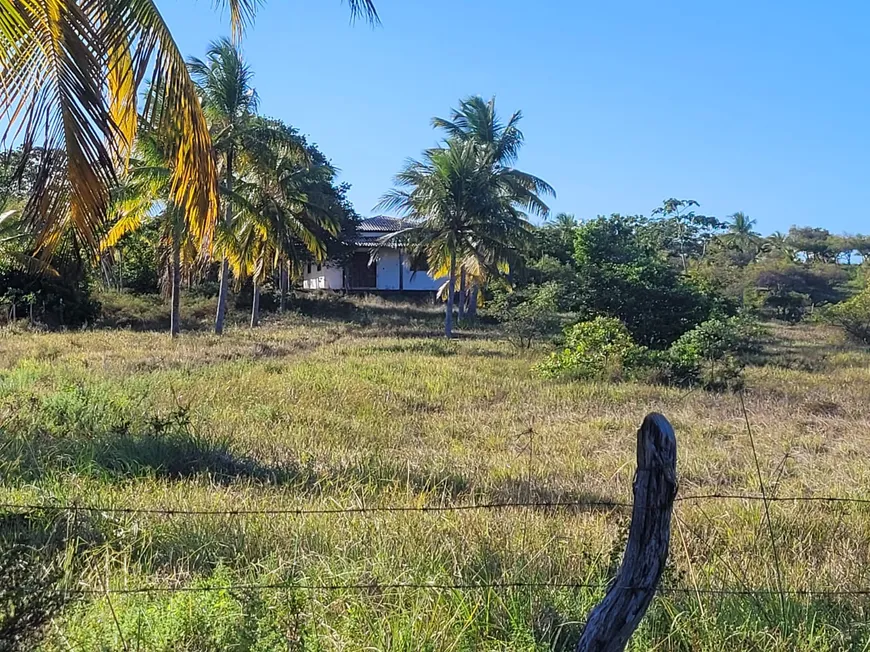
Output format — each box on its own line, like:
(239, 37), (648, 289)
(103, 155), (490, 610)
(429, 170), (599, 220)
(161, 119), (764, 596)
(505, 205), (867, 337)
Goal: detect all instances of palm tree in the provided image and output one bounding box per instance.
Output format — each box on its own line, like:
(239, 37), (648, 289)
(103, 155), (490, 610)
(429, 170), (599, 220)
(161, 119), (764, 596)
(427, 96), (553, 318)
(103, 129), (191, 337)
(229, 136), (342, 327)
(765, 231), (795, 260)
(379, 136), (549, 338)
(549, 212), (578, 231)
(0, 0), (377, 259)
(721, 211), (762, 262)
(188, 39), (306, 334)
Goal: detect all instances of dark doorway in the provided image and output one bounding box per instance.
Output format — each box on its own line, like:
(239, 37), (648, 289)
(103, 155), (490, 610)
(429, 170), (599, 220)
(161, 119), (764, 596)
(348, 251), (377, 289)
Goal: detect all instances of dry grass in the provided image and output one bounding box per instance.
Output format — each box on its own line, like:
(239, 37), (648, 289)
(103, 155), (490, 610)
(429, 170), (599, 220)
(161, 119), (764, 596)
(1, 303), (869, 650)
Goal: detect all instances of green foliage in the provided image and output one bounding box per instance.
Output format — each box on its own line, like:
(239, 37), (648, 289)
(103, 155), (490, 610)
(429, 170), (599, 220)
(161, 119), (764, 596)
(663, 316), (764, 390)
(111, 220), (161, 293)
(824, 288), (870, 344)
(749, 260), (848, 321)
(54, 567), (311, 652)
(0, 546), (69, 652)
(380, 96), (552, 337)
(0, 267), (100, 328)
(649, 198), (725, 267)
(493, 282), (562, 349)
(540, 313), (763, 391)
(573, 215), (725, 347)
(540, 316), (647, 380)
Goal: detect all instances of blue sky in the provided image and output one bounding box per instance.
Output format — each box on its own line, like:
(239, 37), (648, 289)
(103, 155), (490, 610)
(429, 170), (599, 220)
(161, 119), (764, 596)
(159, 0), (870, 235)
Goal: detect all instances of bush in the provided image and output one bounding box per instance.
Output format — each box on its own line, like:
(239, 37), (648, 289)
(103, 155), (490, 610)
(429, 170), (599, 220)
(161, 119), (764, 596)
(662, 316), (763, 390)
(0, 268), (100, 328)
(493, 282), (562, 349)
(824, 290), (870, 344)
(572, 215), (726, 347)
(748, 260), (848, 322)
(540, 314), (763, 391)
(539, 316), (648, 380)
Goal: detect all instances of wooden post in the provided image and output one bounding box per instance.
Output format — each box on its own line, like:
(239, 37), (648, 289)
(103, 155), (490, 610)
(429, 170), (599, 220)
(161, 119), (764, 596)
(576, 413), (677, 652)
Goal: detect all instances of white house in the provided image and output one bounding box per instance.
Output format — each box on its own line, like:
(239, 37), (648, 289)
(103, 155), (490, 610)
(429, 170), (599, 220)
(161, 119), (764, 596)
(301, 216), (442, 292)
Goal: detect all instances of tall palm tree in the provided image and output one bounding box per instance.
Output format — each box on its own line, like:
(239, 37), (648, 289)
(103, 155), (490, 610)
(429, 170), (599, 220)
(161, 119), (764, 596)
(379, 137), (549, 338)
(428, 96), (553, 317)
(721, 211), (762, 261)
(0, 0), (377, 259)
(432, 96), (526, 168)
(229, 137), (341, 327)
(102, 128), (191, 337)
(188, 39), (306, 334)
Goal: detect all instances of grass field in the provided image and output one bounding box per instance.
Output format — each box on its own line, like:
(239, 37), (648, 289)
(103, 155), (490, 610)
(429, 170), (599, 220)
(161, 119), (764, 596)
(2, 297), (870, 650)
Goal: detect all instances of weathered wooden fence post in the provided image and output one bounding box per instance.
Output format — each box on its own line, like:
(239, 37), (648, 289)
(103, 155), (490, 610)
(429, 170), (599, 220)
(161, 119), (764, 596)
(575, 413), (677, 652)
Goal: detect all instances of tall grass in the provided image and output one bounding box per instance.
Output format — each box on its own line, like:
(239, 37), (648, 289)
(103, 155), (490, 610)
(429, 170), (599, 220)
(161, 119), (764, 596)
(1, 308), (869, 650)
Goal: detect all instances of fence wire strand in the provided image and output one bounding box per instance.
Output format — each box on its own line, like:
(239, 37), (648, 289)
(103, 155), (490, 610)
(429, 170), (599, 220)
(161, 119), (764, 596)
(3, 492), (870, 518)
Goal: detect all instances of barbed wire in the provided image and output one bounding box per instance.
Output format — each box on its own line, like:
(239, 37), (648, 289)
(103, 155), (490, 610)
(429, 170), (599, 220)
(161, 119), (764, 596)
(2, 492), (869, 518)
(48, 580), (870, 598)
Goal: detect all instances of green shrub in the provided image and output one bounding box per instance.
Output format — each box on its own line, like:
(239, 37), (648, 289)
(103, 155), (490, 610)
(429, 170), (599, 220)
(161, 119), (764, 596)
(572, 215), (728, 348)
(824, 290), (870, 344)
(540, 314), (763, 391)
(539, 316), (647, 380)
(662, 316), (763, 390)
(0, 268), (100, 328)
(493, 282), (562, 349)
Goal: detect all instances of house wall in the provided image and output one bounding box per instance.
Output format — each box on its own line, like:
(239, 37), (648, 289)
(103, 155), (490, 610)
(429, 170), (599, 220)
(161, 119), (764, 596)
(403, 262), (441, 291)
(301, 264), (343, 290)
(298, 249), (441, 291)
(375, 250), (441, 291)
(375, 250), (401, 290)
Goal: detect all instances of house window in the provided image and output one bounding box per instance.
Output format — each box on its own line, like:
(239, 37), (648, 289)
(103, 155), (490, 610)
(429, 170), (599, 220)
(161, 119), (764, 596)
(410, 256), (428, 273)
(307, 263), (312, 275)
(317, 263), (322, 272)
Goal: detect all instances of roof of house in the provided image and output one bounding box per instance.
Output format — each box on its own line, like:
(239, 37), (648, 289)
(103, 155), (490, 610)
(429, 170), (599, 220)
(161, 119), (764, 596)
(357, 216), (410, 233)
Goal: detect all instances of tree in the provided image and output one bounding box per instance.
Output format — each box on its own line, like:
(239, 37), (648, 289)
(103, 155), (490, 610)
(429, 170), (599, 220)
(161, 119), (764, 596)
(718, 211), (762, 266)
(103, 128), (192, 337)
(188, 39), (306, 334)
(650, 199), (723, 270)
(229, 129), (345, 327)
(764, 231), (795, 260)
(0, 0), (376, 259)
(573, 215), (721, 347)
(429, 96), (553, 317)
(787, 226), (836, 262)
(379, 135), (549, 338)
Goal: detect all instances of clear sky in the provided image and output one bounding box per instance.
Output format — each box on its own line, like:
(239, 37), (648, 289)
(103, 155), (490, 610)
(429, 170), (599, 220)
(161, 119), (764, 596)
(158, 0), (870, 235)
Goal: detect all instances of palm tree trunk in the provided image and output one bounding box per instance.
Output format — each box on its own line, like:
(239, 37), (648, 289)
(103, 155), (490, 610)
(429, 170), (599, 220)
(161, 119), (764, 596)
(279, 260), (288, 312)
(215, 259), (231, 334)
(214, 150), (234, 335)
(468, 284), (479, 320)
(457, 267), (466, 322)
(445, 250), (456, 338)
(250, 276), (261, 328)
(170, 235), (182, 338)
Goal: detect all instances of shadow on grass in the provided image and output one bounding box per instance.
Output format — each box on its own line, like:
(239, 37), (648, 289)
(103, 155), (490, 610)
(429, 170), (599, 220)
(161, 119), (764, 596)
(2, 405), (470, 498)
(534, 603), (584, 651)
(485, 478), (630, 516)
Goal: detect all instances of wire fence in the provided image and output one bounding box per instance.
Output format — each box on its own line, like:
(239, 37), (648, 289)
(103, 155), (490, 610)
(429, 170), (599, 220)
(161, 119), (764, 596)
(4, 398), (870, 635)
(3, 490), (870, 517)
(4, 491), (870, 599)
